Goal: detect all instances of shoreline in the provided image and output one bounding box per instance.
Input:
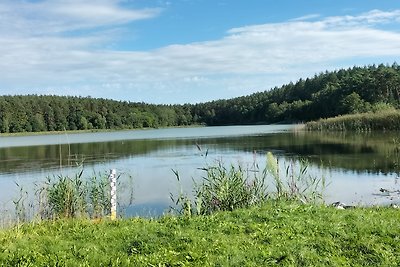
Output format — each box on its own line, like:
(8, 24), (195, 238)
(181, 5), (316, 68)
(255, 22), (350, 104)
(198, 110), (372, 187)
(0, 124), (206, 138)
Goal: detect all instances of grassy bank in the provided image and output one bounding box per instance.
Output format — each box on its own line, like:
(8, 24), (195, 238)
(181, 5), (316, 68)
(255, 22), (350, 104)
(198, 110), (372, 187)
(305, 109), (400, 131)
(1, 202), (399, 266)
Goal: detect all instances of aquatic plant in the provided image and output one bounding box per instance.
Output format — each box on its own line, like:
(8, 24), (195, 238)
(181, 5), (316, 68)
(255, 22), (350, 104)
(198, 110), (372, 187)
(172, 152), (326, 216)
(266, 152), (326, 203)
(170, 169), (194, 216)
(305, 109), (400, 132)
(39, 170), (112, 219)
(12, 183), (29, 223)
(195, 160), (269, 215)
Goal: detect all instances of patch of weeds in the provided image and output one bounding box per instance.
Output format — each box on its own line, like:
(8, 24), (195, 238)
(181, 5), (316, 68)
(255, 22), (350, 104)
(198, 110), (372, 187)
(172, 152), (326, 216)
(40, 169), (113, 219)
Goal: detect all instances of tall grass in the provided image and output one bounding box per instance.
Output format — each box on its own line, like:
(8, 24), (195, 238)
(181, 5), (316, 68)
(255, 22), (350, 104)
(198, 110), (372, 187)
(172, 152), (326, 216)
(195, 160), (268, 215)
(305, 109), (400, 131)
(0, 168), (136, 227)
(266, 152), (326, 203)
(12, 183), (29, 223)
(394, 138), (400, 178)
(42, 170), (111, 219)
(5, 170), (115, 225)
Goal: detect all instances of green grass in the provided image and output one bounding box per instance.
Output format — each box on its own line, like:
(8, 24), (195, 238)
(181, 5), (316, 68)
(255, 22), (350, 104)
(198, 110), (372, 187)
(1, 202), (399, 266)
(305, 109), (400, 132)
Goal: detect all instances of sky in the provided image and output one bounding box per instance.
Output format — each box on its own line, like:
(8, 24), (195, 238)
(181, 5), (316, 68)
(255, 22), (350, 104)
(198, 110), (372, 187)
(1, 0), (400, 104)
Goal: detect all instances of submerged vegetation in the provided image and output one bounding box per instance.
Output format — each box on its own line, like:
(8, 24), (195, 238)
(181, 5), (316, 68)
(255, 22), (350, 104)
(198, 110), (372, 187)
(305, 109), (400, 131)
(1, 63), (400, 133)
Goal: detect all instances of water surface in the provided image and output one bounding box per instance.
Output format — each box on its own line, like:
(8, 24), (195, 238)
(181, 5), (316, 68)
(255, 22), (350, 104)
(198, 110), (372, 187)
(0, 125), (399, 216)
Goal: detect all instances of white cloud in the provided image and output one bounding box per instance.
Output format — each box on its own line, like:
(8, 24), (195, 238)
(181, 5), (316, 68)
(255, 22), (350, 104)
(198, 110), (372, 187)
(290, 14), (321, 21)
(0, 0), (161, 36)
(324, 9), (400, 27)
(0, 7), (400, 103)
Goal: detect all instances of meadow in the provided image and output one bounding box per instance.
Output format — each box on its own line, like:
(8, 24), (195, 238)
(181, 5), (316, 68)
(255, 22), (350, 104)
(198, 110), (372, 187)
(1, 202), (400, 266)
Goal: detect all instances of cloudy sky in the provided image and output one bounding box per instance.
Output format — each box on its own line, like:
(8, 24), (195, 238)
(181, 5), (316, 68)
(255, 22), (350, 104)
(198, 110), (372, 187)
(1, 0), (400, 104)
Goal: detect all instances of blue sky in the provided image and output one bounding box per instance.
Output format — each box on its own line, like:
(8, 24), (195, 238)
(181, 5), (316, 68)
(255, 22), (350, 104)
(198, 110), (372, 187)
(1, 0), (400, 104)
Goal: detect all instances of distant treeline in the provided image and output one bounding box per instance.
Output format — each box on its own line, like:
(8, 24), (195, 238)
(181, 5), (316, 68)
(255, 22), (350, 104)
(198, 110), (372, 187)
(1, 63), (399, 133)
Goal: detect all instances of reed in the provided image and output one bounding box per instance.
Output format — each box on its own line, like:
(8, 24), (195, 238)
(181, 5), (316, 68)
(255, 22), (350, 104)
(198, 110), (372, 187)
(12, 183), (29, 223)
(267, 152), (327, 203)
(195, 160), (268, 215)
(0, 167), (137, 228)
(172, 152), (326, 216)
(41, 170), (111, 219)
(305, 109), (400, 132)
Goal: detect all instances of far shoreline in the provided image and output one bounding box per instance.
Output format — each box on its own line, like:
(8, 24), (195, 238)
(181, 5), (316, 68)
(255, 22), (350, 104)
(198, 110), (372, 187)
(0, 124), (206, 138)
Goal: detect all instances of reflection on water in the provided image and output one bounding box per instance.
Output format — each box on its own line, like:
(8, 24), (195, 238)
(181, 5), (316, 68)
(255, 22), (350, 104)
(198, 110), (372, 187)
(274, 131), (400, 175)
(0, 125), (399, 216)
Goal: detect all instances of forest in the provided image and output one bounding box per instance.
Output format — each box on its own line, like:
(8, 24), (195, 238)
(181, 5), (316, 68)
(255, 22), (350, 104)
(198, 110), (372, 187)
(0, 63), (399, 133)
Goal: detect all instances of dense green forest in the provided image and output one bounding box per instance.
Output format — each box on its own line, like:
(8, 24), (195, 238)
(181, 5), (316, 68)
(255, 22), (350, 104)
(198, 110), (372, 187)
(0, 63), (399, 133)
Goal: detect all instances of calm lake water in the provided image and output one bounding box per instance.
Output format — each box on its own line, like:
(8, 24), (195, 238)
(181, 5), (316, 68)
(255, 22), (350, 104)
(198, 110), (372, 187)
(0, 125), (399, 217)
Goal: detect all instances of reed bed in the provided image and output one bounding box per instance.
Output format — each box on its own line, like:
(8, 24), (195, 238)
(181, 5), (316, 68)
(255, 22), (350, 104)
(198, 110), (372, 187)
(6, 151), (326, 225)
(8, 170), (130, 225)
(172, 152), (326, 216)
(305, 109), (400, 132)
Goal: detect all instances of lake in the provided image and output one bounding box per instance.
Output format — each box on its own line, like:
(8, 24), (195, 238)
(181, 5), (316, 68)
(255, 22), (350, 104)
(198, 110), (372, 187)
(0, 125), (399, 217)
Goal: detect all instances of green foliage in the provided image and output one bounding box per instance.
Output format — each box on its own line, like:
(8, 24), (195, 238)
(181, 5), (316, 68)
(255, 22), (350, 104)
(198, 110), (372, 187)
(172, 153), (325, 216)
(1, 63), (400, 133)
(0, 203), (399, 266)
(194, 161), (268, 215)
(339, 92), (367, 114)
(306, 109), (400, 132)
(193, 63), (400, 124)
(42, 170), (111, 219)
(266, 152), (326, 203)
(0, 95), (191, 133)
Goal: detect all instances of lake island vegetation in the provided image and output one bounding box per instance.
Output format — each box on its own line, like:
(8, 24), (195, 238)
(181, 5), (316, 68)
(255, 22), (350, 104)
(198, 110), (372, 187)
(1, 63), (400, 133)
